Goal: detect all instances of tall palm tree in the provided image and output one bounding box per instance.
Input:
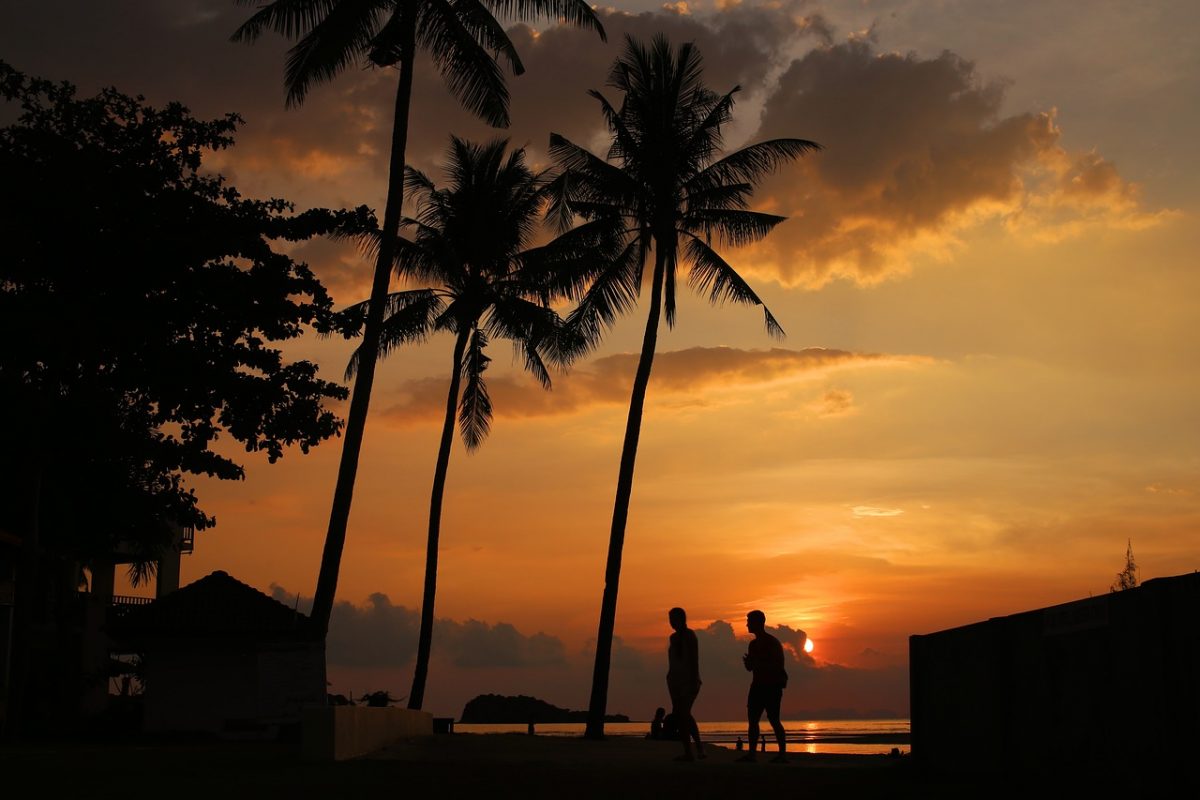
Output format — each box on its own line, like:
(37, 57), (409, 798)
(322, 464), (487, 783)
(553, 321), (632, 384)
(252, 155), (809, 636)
(342, 137), (579, 709)
(545, 35), (820, 738)
(232, 0), (604, 637)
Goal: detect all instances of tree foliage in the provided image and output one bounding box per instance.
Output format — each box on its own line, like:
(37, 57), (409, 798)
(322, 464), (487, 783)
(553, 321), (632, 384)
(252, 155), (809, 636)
(1110, 539), (1139, 592)
(0, 62), (363, 566)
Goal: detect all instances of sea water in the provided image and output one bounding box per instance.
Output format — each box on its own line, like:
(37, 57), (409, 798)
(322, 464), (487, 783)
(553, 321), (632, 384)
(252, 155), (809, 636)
(454, 719), (910, 755)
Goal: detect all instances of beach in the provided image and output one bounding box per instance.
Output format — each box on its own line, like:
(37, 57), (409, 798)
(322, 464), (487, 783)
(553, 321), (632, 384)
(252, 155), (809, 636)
(0, 734), (927, 799)
(2, 730), (1155, 800)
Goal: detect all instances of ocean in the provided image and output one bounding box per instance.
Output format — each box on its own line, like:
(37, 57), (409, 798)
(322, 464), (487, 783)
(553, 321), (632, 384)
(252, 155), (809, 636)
(455, 719), (910, 755)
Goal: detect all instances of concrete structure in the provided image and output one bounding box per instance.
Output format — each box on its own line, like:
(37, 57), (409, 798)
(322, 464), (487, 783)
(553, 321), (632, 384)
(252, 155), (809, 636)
(302, 706), (434, 761)
(910, 571), (1200, 773)
(111, 570), (326, 735)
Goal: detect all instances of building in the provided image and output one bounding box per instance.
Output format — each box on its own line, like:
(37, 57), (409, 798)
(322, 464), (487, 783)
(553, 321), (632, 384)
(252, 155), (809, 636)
(910, 571), (1200, 773)
(110, 570), (326, 735)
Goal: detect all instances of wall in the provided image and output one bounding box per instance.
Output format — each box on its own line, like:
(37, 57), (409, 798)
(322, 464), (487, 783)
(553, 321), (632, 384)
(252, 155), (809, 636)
(910, 572), (1200, 774)
(302, 706), (434, 761)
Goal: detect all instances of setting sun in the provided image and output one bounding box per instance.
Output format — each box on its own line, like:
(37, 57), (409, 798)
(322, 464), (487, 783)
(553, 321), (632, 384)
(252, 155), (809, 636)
(804, 638), (815, 654)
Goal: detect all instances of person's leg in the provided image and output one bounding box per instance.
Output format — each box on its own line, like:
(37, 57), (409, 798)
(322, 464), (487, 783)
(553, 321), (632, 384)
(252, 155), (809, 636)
(670, 686), (694, 760)
(766, 688), (787, 761)
(686, 688), (704, 757)
(740, 687), (763, 761)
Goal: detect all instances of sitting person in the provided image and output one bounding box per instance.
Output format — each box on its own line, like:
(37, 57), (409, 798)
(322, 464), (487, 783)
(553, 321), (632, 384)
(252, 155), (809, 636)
(647, 707), (666, 739)
(661, 711), (680, 741)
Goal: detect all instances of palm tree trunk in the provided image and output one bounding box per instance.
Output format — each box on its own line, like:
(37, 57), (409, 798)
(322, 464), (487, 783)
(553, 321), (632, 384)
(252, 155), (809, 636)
(309, 8), (417, 636)
(408, 326), (471, 710)
(584, 248), (668, 738)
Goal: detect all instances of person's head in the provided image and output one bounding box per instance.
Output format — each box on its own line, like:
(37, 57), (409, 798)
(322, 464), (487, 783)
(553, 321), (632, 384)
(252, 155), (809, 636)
(746, 609), (766, 635)
(668, 607), (687, 631)
(654, 707), (666, 721)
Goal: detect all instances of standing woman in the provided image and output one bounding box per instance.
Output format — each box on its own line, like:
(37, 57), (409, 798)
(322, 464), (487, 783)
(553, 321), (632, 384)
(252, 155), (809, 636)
(666, 607), (705, 760)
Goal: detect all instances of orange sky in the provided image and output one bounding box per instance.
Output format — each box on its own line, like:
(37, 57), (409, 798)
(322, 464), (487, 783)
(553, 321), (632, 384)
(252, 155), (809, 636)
(3, 0), (1197, 719)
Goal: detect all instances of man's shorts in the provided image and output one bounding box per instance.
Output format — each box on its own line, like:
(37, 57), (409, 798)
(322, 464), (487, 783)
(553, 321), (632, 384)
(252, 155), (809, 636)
(747, 684), (783, 719)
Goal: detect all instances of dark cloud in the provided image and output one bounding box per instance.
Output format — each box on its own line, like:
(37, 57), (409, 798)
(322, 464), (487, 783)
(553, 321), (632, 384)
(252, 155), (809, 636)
(748, 39), (1155, 285)
(273, 585), (904, 715)
(398, 3), (827, 169)
(377, 345), (891, 425)
(2, 2), (1152, 297)
(271, 586), (566, 669)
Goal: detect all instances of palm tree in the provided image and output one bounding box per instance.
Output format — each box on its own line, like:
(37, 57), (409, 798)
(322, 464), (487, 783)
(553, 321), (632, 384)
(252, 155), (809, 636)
(545, 35), (820, 738)
(232, 1), (605, 637)
(342, 137), (579, 709)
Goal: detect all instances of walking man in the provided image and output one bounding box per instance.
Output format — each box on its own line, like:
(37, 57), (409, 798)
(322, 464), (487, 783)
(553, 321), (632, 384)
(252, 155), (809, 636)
(738, 609), (788, 762)
(666, 607), (704, 761)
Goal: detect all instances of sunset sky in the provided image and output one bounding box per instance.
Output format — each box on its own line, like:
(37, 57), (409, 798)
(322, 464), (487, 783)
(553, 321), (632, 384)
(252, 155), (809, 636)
(2, 1), (1197, 720)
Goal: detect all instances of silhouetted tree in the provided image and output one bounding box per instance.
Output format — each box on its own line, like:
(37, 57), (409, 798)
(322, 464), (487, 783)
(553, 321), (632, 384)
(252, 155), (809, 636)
(0, 63), (356, 734)
(1111, 539), (1139, 592)
(545, 35), (820, 737)
(342, 137), (579, 709)
(233, 0), (606, 640)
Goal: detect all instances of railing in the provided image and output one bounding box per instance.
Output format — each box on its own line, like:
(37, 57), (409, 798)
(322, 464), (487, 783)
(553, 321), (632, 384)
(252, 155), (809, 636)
(111, 594), (155, 606)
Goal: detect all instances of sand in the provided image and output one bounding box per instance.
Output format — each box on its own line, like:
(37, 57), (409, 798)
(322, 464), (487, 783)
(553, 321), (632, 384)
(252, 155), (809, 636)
(3, 731), (1152, 798)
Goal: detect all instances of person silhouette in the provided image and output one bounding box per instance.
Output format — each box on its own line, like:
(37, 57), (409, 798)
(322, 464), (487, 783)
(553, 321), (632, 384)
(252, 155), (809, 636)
(666, 607), (705, 761)
(737, 609), (788, 763)
(647, 706), (666, 739)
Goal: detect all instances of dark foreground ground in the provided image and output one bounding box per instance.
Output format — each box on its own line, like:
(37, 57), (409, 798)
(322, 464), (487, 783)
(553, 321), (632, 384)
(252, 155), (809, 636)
(0, 733), (1183, 799)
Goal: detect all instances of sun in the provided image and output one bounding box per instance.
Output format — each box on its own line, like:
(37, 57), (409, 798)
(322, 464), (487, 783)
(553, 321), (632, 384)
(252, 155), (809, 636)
(804, 638), (814, 654)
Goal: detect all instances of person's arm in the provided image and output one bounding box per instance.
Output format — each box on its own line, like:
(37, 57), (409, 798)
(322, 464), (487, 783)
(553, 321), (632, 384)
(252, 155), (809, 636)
(742, 640), (755, 671)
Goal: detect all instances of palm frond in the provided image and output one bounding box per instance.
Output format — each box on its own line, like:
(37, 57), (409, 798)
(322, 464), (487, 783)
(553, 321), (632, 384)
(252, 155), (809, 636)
(663, 247), (677, 329)
(521, 216), (628, 299)
(690, 138), (821, 189)
(344, 289), (445, 379)
(683, 235), (784, 339)
(479, 0), (606, 41)
(681, 209), (787, 247)
(418, 0), (509, 127)
(279, 1), (390, 107)
(451, 0), (525, 76)
(564, 237), (646, 347)
(404, 165), (437, 197)
(684, 181), (754, 212)
(231, 0), (341, 43)
(484, 295), (565, 377)
(458, 328), (492, 450)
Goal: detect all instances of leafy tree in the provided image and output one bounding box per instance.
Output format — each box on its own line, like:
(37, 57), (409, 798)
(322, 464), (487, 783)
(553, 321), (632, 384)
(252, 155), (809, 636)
(1110, 539), (1139, 592)
(544, 35), (820, 737)
(342, 137), (576, 709)
(233, 0), (606, 643)
(0, 63), (357, 733)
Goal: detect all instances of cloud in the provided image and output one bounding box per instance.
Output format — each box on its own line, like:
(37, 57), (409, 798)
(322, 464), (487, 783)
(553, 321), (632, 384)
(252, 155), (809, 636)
(852, 506), (905, 518)
(273, 584), (906, 716)
(376, 346), (909, 425)
(811, 388), (855, 417)
(748, 38), (1167, 286)
(2, 2), (1161, 297)
(271, 586), (567, 669)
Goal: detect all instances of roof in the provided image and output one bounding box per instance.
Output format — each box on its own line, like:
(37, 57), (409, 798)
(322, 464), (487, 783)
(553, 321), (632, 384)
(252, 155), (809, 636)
(111, 570), (316, 641)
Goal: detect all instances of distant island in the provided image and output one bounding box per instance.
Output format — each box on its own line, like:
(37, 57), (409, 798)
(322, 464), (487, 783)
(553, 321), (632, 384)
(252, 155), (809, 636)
(461, 694), (630, 724)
